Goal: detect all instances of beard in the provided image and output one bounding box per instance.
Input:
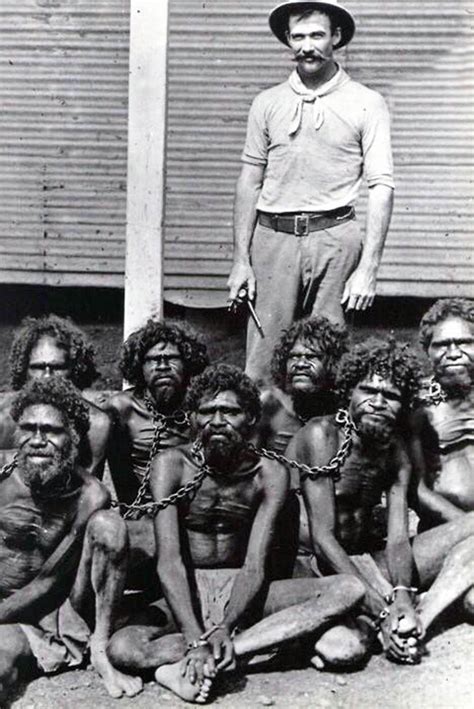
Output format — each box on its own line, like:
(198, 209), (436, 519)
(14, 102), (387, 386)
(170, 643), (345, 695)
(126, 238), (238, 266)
(148, 378), (185, 412)
(19, 441), (78, 497)
(357, 416), (395, 447)
(436, 366), (473, 399)
(200, 429), (245, 471)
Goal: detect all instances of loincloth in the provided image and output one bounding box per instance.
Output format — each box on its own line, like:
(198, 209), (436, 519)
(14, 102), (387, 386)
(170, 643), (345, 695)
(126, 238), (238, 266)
(19, 598), (90, 673)
(194, 568), (239, 630)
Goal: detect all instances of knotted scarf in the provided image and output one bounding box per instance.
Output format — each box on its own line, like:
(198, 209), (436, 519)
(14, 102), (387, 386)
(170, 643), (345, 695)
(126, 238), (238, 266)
(287, 65), (349, 136)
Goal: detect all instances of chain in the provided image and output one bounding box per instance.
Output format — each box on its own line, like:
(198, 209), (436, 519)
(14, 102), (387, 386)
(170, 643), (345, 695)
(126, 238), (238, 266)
(417, 376), (447, 407)
(112, 408), (355, 517)
(112, 440), (207, 517)
(249, 409), (356, 483)
(112, 395), (189, 520)
(0, 453), (18, 480)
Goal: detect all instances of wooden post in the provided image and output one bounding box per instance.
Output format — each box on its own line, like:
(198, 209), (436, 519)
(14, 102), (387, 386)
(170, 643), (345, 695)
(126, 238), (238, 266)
(123, 0), (169, 338)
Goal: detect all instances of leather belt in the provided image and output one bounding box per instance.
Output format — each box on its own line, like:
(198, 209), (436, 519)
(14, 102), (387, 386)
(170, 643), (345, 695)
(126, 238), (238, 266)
(258, 206), (355, 236)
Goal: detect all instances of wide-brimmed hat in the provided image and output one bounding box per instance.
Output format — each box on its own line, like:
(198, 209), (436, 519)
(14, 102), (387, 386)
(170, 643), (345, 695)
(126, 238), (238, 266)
(269, 1), (356, 49)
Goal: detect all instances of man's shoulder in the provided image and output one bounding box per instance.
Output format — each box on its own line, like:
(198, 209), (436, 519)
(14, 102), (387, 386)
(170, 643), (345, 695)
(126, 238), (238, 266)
(342, 76), (387, 106)
(298, 414), (337, 439)
(76, 468), (110, 504)
(251, 80), (291, 108)
(260, 386), (289, 413)
(104, 388), (137, 415)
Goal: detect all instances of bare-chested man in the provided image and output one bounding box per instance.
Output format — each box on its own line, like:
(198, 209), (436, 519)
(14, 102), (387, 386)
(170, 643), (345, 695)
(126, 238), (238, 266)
(256, 316), (348, 453)
(107, 364), (364, 703)
(105, 320), (208, 585)
(410, 298), (474, 531)
(0, 377), (141, 701)
(288, 337), (474, 667)
(0, 315), (111, 477)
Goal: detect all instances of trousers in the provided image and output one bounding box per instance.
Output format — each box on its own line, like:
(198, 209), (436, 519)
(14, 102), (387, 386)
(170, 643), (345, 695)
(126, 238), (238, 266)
(245, 217), (363, 383)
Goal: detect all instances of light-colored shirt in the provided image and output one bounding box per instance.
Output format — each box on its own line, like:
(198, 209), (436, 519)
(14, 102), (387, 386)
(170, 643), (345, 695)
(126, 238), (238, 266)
(242, 68), (394, 213)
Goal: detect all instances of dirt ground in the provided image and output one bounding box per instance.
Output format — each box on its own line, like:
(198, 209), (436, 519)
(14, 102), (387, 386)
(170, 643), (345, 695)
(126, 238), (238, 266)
(1, 287), (472, 708)
(10, 621), (474, 708)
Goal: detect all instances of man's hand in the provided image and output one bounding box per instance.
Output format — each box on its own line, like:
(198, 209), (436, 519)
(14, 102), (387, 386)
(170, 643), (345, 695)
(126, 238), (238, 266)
(341, 265), (377, 311)
(206, 627), (235, 672)
(380, 598), (424, 664)
(227, 261), (256, 303)
(180, 645), (214, 684)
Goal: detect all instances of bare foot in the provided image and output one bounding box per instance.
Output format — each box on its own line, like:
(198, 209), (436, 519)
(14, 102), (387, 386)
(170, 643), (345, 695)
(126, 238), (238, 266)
(91, 642), (143, 698)
(155, 662), (212, 703)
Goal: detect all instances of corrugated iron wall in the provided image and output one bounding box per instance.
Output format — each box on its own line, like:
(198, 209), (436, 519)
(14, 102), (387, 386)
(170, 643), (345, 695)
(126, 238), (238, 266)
(165, 0), (473, 307)
(0, 0), (129, 288)
(0, 1), (472, 302)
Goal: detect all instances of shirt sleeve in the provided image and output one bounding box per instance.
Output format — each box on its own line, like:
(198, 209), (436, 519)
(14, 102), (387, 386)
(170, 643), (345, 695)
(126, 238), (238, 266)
(361, 92), (395, 189)
(241, 93), (269, 166)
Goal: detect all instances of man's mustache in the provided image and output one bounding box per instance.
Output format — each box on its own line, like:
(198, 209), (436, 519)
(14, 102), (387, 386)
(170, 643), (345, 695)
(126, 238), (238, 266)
(292, 50), (326, 62)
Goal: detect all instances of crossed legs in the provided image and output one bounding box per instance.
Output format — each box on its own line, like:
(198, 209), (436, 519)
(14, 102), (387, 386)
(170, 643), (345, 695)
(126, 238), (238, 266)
(108, 574), (364, 703)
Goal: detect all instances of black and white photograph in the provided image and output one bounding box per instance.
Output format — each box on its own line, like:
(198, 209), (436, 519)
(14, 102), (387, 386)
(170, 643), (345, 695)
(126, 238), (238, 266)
(0, 0), (472, 706)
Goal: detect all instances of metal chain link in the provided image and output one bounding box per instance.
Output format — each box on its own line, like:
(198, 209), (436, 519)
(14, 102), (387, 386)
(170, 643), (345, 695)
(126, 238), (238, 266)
(112, 408), (355, 517)
(249, 408), (356, 482)
(112, 395), (189, 520)
(417, 376), (447, 407)
(112, 440), (207, 517)
(0, 453), (18, 480)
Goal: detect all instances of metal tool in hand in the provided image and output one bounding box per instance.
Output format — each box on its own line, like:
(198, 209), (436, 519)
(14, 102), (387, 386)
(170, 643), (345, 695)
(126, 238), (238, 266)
(229, 286), (265, 338)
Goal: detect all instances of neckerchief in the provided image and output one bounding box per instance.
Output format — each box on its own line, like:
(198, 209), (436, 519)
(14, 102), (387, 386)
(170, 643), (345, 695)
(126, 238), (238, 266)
(287, 64), (349, 135)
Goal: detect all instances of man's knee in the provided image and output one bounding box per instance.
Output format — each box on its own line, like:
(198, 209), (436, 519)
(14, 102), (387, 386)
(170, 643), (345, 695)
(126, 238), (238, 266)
(328, 574), (366, 608)
(0, 625), (34, 693)
(107, 628), (137, 667)
(86, 509), (128, 558)
(462, 587), (474, 621)
(313, 620), (371, 670)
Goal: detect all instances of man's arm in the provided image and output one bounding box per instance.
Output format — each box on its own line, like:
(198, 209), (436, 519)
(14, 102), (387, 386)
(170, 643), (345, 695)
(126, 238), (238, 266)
(104, 394), (136, 505)
(409, 410), (465, 524)
(227, 162), (265, 303)
(152, 450), (204, 644)
(383, 440), (422, 656)
(0, 477), (109, 624)
(223, 460), (289, 629)
(341, 184), (394, 312)
(288, 425), (386, 618)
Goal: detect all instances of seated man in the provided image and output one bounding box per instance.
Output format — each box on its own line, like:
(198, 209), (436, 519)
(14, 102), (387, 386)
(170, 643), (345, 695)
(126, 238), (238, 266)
(107, 364), (364, 703)
(256, 316), (348, 453)
(0, 378), (141, 701)
(0, 315), (111, 477)
(105, 320), (209, 584)
(410, 298), (474, 530)
(288, 338), (474, 667)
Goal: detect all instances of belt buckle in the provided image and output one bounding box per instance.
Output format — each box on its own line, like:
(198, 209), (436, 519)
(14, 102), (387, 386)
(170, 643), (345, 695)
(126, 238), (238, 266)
(294, 214), (310, 236)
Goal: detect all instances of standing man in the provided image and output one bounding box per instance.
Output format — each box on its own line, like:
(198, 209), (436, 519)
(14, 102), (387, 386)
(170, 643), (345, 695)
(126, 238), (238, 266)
(256, 315), (348, 453)
(288, 338), (474, 667)
(0, 378), (141, 700)
(0, 315), (112, 477)
(228, 1), (394, 383)
(107, 364), (364, 703)
(410, 298), (474, 530)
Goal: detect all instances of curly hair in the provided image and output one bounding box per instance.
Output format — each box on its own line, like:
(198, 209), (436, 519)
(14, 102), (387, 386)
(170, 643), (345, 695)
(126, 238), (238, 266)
(119, 319), (209, 387)
(271, 316), (349, 388)
(419, 298), (474, 351)
(10, 378), (90, 440)
(336, 337), (423, 409)
(184, 364), (262, 423)
(9, 315), (98, 390)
